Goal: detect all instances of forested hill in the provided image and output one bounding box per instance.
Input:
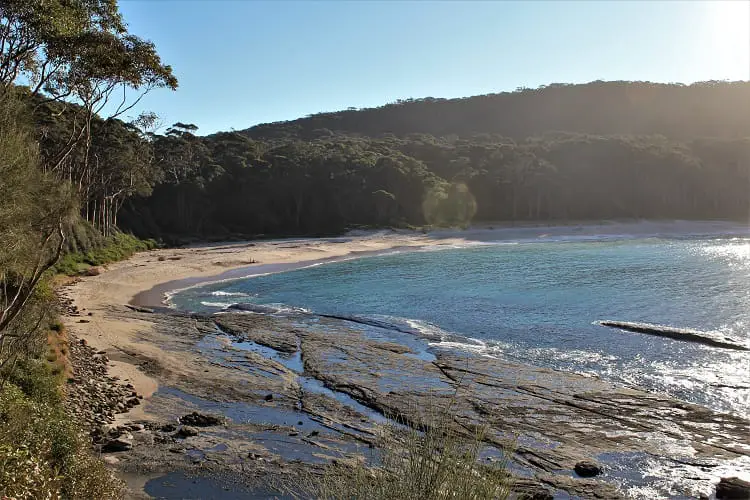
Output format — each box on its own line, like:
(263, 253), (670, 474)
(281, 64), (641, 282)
(8, 78), (750, 243)
(239, 81), (750, 141)
(113, 80), (750, 240)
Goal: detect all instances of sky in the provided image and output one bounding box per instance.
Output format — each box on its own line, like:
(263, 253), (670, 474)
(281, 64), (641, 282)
(115, 0), (750, 135)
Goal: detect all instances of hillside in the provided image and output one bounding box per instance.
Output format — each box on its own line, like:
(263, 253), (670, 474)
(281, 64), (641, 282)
(118, 81), (750, 240)
(239, 81), (750, 141)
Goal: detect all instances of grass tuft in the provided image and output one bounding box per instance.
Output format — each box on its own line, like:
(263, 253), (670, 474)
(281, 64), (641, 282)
(294, 395), (514, 500)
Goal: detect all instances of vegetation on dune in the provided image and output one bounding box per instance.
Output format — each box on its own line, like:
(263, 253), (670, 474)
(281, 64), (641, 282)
(54, 230), (158, 276)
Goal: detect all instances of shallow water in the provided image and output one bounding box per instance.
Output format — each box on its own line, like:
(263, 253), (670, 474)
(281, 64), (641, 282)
(173, 228), (750, 418)
(144, 471), (292, 500)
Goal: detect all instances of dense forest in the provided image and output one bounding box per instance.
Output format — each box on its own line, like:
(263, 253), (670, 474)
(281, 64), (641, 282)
(2, 7), (750, 247)
(114, 81), (750, 239)
(6, 48), (750, 243)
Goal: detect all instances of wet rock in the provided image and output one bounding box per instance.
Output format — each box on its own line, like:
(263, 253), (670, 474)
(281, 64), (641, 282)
(175, 426), (199, 438)
(597, 320), (749, 351)
(214, 314), (300, 353)
(101, 438), (133, 453)
(160, 423), (177, 432)
(124, 304), (154, 314)
(264, 393), (274, 401)
(574, 460), (602, 477)
(179, 411), (222, 427)
(716, 477), (750, 499)
(511, 478), (554, 499)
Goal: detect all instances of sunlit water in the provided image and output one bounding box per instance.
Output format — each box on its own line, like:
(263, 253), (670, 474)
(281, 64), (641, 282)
(172, 233), (750, 418)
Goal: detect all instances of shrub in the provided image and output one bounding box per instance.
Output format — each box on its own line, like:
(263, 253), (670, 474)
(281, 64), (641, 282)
(295, 397), (513, 500)
(0, 360), (124, 499)
(54, 231), (160, 276)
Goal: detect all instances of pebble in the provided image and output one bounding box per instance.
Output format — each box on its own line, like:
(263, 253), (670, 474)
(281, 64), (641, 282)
(63, 332), (146, 441)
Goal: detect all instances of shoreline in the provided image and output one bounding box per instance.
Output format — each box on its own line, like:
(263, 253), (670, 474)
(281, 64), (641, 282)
(59, 231), (466, 407)
(131, 244), (425, 309)
(56, 221), (750, 498)
(60, 220), (749, 406)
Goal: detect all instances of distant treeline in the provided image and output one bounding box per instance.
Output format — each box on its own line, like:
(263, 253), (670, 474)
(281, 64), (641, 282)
(22, 81), (750, 241)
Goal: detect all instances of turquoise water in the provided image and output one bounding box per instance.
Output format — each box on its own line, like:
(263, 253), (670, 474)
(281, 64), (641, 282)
(172, 234), (750, 417)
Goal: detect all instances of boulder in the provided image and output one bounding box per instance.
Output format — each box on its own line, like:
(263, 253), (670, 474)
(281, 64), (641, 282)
(101, 438), (133, 453)
(174, 426), (199, 438)
(716, 477), (750, 499)
(83, 267), (101, 276)
(574, 460), (602, 478)
(160, 423), (177, 432)
(179, 411), (222, 427)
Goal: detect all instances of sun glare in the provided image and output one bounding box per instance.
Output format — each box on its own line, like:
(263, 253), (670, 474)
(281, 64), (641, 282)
(707, 0), (750, 77)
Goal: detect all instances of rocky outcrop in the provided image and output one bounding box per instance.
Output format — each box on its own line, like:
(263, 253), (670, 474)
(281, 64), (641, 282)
(716, 477), (750, 499)
(597, 320), (750, 351)
(179, 412), (223, 427)
(174, 426), (199, 438)
(574, 460), (603, 477)
(214, 314), (300, 353)
(102, 437), (133, 453)
(79, 305), (750, 499)
(299, 321), (750, 499)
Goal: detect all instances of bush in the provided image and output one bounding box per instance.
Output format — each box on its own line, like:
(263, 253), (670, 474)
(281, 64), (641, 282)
(295, 398), (513, 500)
(0, 359), (124, 499)
(54, 231), (159, 275)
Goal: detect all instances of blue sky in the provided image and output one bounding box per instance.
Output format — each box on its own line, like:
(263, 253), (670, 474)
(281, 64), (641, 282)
(117, 0), (750, 135)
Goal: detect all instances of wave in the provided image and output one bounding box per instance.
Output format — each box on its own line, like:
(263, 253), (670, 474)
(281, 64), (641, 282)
(227, 302), (310, 315)
(210, 291), (251, 297)
(200, 301), (234, 309)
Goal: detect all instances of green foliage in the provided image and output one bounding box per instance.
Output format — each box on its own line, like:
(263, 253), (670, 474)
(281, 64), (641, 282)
(54, 231), (158, 276)
(0, 363), (124, 499)
(0, 91), (76, 372)
(296, 398), (513, 500)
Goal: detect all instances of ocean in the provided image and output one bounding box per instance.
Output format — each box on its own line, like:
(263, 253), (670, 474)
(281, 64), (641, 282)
(170, 225), (750, 418)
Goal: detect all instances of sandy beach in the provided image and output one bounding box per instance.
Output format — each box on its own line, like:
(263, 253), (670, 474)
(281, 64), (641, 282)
(59, 231), (464, 418)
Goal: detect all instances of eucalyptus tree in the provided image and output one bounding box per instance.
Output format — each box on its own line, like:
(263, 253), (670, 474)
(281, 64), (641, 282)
(0, 0), (177, 233)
